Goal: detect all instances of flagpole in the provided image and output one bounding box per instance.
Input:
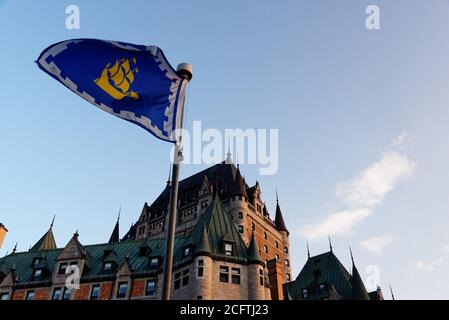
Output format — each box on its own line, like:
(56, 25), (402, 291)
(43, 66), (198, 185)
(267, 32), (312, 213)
(161, 63), (193, 300)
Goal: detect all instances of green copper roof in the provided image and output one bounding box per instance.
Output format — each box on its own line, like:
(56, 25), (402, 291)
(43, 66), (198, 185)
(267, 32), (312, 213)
(248, 233), (263, 265)
(191, 194), (248, 262)
(351, 263), (370, 300)
(285, 251), (353, 300)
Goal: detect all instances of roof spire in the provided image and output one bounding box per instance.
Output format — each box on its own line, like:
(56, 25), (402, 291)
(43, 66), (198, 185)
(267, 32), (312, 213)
(349, 246), (354, 264)
(109, 208), (121, 244)
(50, 215), (56, 229)
(328, 235), (333, 252)
(389, 283), (395, 300)
(274, 192), (289, 235)
(306, 241), (310, 258)
(276, 188), (279, 203)
(12, 242), (18, 254)
(225, 140), (233, 164)
(167, 164), (172, 186)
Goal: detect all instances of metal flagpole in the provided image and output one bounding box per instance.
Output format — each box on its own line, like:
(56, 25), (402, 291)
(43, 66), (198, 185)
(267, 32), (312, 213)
(161, 63), (193, 300)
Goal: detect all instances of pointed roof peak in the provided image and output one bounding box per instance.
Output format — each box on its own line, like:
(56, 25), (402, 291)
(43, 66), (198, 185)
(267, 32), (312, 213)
(231, 166), (247, 198)
(389, 283), (395, 300)
(351, 261), (370, 300)
(328, 235), (333, 252)
(349, 246), (354, 264)
(307, 241), (311, 258)
(109, 213), (120, 244)
(195, 225), (211, 256)
(30, 225), (57, 252)
(274, 195), (289, 235)
(248, 232), (263, 265)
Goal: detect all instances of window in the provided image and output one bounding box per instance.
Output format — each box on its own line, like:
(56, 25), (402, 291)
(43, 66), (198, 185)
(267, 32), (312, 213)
(184, 246), (191, 257)
(276, 254), (280, 260)
(58, 262), (68, 275)
(238, 212), (243, 219)
(264, 245), (269, 254)
(238, 225), (244, 233)
(284, 247), (289, 253)
(63, 288), (72, 300)
(174, 269), (190, 289)
(26, 290), (35, 300)
(286, 273), (291, 281)
(224, 243), (233, 256)
(251, 222), (255, 231)
(90, 285), (100, 300)
(33, 258), (41, 267)
(219, 266), (229, 283)
(302, 288), (309, 299)
(319, 283), (326, 291)
(117, 282), (128, 299)
(231, 268), (241, 285)
(103, 262), (113, 274)
(264, 232), (268, 240)
(197, 259), (204, 278)
(146, 280), (156, 296)
(182, 269), (190, 286)
(259, 269), (264, 286)
(285, 259), (290, 266)
(52, 288), (62, 300)
(33, 269), (43, 280)
(174, 272), (181, 290)
(275, 241), (279, 249)
(150, 257), (159, 270)
(0, 292), (10, 300)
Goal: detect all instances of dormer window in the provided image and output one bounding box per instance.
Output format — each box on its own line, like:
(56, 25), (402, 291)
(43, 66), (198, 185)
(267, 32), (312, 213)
(150, 257), (159, 270)
(184, 246), (192, 257)
(302, 288), (309, 299)
(33, 258), (41, 267)
(103, 262), (113, 274)
(33, 269), (43, 280)
(224, 243), (233, 256)
(0, 292), (10, 300)
(58, 262), (68, 275)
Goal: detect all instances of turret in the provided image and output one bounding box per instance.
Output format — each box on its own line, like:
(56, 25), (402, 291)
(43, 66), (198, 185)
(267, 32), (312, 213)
(247, 233), (266, 300)
(30, 216), (57, 252)
(193, 226), (213, 299)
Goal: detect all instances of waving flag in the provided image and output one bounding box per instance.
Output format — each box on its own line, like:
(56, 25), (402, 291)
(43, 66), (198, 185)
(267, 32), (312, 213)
(37, 39), (187, 142)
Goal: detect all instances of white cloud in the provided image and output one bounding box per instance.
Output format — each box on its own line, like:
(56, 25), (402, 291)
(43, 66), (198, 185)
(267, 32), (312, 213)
(392, 131), (408, 148)
(336, 151), (415, 208)
(299, 134), (415, 241)
(360, 234), (395, 255)
(443, 244), (449, 253)
(413, 258), (444, 271)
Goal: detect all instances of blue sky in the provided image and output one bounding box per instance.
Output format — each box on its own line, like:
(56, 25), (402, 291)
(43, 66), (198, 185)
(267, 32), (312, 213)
(1, 0), (449, 299)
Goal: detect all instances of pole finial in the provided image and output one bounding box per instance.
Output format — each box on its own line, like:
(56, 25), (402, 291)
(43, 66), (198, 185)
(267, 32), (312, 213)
(176, 63), (193, 81)
(117, 206), (121, 221)
(328, 235), (333, 252)
(349, 246), (354, 264)
(225, 140), (232, 164)
(307, 241), (310, 259)
(50, 215), (56, 229)
(389, 283), (395, 300)
(276, 188), (279, 203)
(12, 242), (18, 254)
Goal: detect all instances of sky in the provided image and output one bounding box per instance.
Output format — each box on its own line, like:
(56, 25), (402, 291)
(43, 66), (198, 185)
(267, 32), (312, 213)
(1, 0), (449, 299)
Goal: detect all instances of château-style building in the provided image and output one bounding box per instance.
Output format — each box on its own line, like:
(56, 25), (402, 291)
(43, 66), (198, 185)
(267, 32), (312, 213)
(0, 158), (291, 300)
(0, 157), (385, 300)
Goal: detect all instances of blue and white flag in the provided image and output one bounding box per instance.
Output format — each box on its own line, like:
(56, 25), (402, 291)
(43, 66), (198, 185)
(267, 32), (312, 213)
(37, 39), (187, 142)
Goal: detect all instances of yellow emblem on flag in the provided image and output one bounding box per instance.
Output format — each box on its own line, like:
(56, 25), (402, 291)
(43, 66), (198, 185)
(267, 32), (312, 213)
(94, 58), (139, 100)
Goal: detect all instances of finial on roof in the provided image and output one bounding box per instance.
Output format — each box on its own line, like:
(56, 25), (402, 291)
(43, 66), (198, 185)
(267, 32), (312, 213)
(328, 235), (333, 252)
(117, 206), (121, 222)
(276, 188), (279, 203)
(349, 246), (354, 264)
(167, 164), (172, 186)
(12, 242), (18, 254)
(389, 283), (395, 300)
(50, 215), (56, 229)
(306, 241), (310, 258)
(74, 230), (79, 237)
(225, 141), (233, 164)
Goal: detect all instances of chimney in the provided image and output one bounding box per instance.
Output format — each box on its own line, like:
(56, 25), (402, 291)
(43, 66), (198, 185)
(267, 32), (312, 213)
(0, 223), (8, 249)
